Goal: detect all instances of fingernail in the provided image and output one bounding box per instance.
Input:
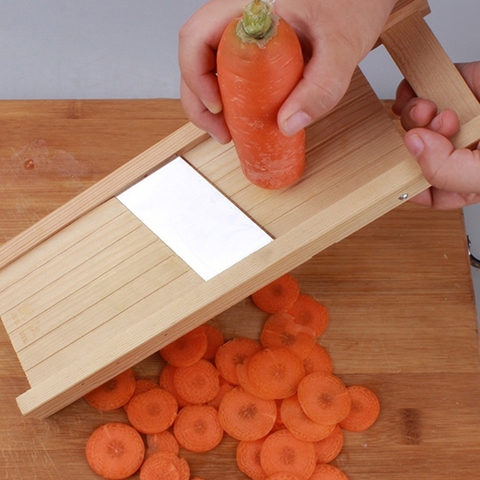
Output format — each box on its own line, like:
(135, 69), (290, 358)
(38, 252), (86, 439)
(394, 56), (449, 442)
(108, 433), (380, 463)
(283, 111), (312, 136)
(405, 133), (425, 157)
(205, 101), (222, 115)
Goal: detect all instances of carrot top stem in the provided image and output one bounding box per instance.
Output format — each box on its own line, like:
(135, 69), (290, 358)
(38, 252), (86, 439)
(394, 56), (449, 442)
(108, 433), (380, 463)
(238, 0), (275, 41)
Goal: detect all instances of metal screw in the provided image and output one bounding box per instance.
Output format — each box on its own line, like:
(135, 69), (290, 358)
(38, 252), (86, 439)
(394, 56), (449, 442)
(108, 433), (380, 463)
(399, 193), (409, 201)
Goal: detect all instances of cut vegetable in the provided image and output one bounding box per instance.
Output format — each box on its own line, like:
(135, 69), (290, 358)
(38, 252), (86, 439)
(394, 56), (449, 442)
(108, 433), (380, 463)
(146, 431), (180, 458)
(312, 424), (344, 464)
(302, 344), (333, 376)
(202, 323), (225, 360)
(236, 438), (268, 480)
(287, 294), (329, 337)
(159, 326), (208, 367)
(173, 404), (224, 453)
(308, 463), (350, 480)
(84, 368), (136, 411)
(219, 386), (277, 441)
(139, 451), (190, 480)
(251, 274), (300, 314)
(339, 385), (380, 432)
(85, 422), (145, 480)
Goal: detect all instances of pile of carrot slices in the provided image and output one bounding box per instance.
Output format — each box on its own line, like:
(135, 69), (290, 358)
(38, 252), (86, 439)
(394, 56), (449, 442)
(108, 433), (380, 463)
(83, 273), (380, 480)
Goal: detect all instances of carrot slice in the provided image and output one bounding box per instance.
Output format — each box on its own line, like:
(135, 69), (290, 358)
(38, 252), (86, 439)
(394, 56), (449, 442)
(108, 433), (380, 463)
(338, 385), (380, 432)
(302, 344), (333, 375)
(236, 438), (268, 480)
(251, 274), (300, 314)
(159, 326), (208, 367)
(124, 378), (159, 413)
(173, 404), (224, 453)
(85, 422), (145, 480)
(246, 347), (306, 400)
(146, 430), (180, 458)
(159, 364), (190, 408)
(202, 324), (225, 360)
(259, 429), (316, 480)
(287, 294), (329, 337)
(173, 359), (220, 404)
(217, 0), (305, 189)
(308, 463), (350, 480)
(84, 368), (136, 411)
(297, 372), (351, 425)
(215, 337), (262, 385)
(139, 451), (190, 480)
(218, 386), (277, 441)
(260, 312), (316, 360)
(265, 474), (303, 480)
(280, 395), (335, 442)
(126, 388), (178, 435)
(312, 424), (344, 464)
(208, 380), (235, 410)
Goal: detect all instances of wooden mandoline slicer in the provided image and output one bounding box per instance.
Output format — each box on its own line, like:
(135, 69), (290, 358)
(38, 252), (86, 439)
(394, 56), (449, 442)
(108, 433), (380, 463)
(1, 0), (480, 419)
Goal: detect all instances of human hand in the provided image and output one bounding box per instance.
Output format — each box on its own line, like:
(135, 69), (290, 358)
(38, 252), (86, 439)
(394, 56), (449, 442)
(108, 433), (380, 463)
(392, 62), (480, 209)
(178, 0), (397, 144)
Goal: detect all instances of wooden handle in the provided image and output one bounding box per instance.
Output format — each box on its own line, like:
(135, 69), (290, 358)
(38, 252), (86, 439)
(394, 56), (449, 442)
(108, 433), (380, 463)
(381, 11), (480, 148)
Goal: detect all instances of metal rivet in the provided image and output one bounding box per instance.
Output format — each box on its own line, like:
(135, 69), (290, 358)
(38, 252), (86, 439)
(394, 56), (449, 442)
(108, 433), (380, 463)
(399, 193), (409, 201)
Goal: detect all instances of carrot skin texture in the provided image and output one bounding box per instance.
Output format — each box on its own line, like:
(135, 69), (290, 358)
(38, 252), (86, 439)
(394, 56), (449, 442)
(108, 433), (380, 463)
(217, 16), (305, 189)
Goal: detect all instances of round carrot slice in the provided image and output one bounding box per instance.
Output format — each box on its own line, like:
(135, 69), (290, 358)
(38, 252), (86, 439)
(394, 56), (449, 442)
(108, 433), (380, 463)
(126, 388), (178, 435)
(260, 312), (316, 360)
(215, 337), (262, 385)
(84, 368), (136, 411)
(146, 430), (180, 458)
(86, 422), (145, 480)
(246, 347), (306, 400)
(236, 438), (268, 480)
(173, 359), (220, 404)
(159, 364), (190, 408)
(308, 463), (349, 480)
(280, 394), (335, 442)
(287, 294), (329, 337)
(173, 404), (224, 453)
(259, 429), (316, 480)
(251, 274), (300, 314)
(265, 474), (303, 480)
(159, 326), (208, 367)
(202, 324), (225, 360)
(139, 451), (190, 480)
(302, 344), (333, 375)
(338, 385), (380, 432)
(219, 386), (277, 441)
(124, 378), (159, 413)
(297, 372), (351, 425)
(312, 424), (344, 464)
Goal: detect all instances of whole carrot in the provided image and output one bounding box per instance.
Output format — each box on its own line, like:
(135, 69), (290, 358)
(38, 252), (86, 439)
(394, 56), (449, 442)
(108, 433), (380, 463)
(217, 0), (305, 189)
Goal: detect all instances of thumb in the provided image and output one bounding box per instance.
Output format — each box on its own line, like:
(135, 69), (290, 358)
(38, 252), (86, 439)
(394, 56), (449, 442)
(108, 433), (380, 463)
(277, 40), (356, 137)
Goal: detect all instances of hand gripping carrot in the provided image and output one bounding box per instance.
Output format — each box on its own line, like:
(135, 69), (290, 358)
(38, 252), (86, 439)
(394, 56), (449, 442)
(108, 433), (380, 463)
(216, 0), (305, 189)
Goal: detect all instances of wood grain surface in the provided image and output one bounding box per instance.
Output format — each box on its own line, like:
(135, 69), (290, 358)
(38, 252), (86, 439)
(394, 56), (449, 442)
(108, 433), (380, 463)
(1, 99), (480, 479)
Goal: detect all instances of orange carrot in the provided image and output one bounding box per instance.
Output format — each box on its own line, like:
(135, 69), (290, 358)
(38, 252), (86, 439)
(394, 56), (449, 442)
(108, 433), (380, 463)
(265, 474), (303, 480)
(302, 344), (333, 376)
(217, 0), (305, 189)
(146, 430), (180, 458)
(308, 463), (350, 480)
(159, 326), (208, 367)
(297, 373), (351, 425)
(287, 294), (329, 337)
(202, 323), (225, 360)
(124, 378), (159, 413)
(173, 404), (224, 453)
(260, 311), (316, 360)
(173, 359), (220, 405)
(218, 386), (277, 441)
(215, 336), (262, 385)
(126, 387), (178, 435)
(85, 422), (145, 479)
(236, 438), (268, 480)
(84, 368), (136, 411)
(251, 274), (300, 314)
(246, 347), (306, 400)
(208, 379), (235, 410)
(159, 364), (191, 408)
(280, 394), (335, 443)
(338, 385), (381, 432)
(312, 424), (344, 464)
(259, 429), (316, 480)
(139, 451), (190, 480)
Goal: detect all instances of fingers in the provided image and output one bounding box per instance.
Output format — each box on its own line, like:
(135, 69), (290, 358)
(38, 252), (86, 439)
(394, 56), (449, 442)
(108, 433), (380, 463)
(404, 128), (480, 195)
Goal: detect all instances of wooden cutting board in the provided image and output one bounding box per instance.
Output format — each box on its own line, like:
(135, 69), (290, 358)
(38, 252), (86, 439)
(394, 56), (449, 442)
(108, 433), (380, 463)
(0, 98), (479, 479)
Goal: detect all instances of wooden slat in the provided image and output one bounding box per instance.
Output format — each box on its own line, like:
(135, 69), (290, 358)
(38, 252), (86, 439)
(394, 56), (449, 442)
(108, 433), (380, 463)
(381, 12), (480, 129)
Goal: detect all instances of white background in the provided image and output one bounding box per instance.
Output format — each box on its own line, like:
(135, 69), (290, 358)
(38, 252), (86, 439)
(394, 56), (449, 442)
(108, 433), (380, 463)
(1, 0), (479, 318)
